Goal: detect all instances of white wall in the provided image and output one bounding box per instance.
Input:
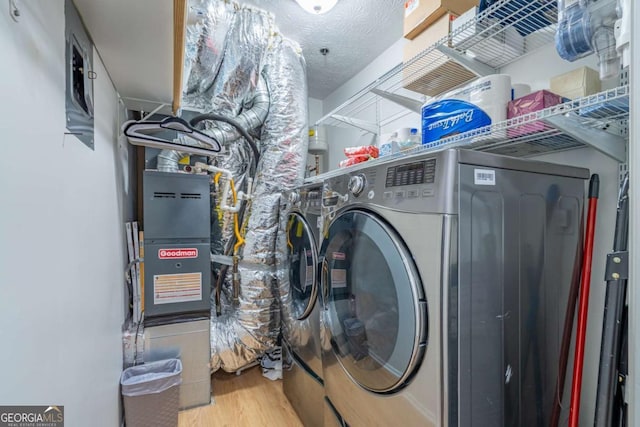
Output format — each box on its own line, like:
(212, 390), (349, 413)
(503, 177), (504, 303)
(534, 148), (619, 426)
(307, 97), (325, 175)
(309, 97), (323, 122)
(317, 30), (623, 425)
(0, 2), (127, 425)
(503, 46), (620, 427)
(323, 38), (406, 113)
(322, 38), (423, 169)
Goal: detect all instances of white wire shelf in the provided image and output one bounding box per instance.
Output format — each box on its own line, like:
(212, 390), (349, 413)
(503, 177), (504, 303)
(315, 0), (559, 131)
(418, 85), (628, 160)
(308, 86), (628, 182)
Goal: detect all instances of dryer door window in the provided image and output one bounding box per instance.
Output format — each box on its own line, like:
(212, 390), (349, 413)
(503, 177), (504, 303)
(321, 209), (427, 393)
(287, 212), (319, 320)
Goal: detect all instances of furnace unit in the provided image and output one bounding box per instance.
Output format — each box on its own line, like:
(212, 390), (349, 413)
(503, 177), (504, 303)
(143, 171), (211, 320)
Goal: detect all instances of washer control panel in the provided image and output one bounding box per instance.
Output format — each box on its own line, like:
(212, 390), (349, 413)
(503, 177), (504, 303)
(301, 187), (323, 212)
(307, 190), (321, 200)
(323, 151), (455, 214)
(380, 158), (438, 204)
(385, 159), (436, 188)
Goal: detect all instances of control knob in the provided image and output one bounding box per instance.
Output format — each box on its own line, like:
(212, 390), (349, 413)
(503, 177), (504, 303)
(348, 174), (366, 196)
(288, 192), (300, 204)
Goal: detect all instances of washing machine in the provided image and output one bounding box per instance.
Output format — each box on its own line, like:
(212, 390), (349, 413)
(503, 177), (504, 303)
(319, 149), (588, 426)
(282, 182), (325, 427)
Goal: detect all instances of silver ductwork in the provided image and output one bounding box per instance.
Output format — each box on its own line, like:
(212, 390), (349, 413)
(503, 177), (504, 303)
(183, 0), (235, 102)
(157, 75), (270, 173)
(213, 140), (252, 257)
(162, 0), (308, 373)
(158, 2), (273, 174)
(252, 38), (309, 194)
(205, 5), (272, 113)
(200, 2), (273, 260)
(210, 35), (309, 373)
(275, 215), (310, 351)
(269, 37), (312, 352)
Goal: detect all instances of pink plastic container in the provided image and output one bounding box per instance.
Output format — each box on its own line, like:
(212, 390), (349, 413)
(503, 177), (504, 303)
(507, 90), (566, 138)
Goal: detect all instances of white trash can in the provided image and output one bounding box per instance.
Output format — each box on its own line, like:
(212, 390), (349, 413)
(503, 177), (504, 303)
(121, 359), (182, 427)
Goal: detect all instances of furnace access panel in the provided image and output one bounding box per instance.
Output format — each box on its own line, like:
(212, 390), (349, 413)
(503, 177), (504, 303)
(143, 171), (211, 319)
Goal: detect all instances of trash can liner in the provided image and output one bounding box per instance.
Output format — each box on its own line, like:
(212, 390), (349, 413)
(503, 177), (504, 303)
(121, 359), (183, 397)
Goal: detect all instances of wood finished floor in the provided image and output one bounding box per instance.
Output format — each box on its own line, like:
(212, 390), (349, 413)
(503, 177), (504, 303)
(178, 366), (303, 427)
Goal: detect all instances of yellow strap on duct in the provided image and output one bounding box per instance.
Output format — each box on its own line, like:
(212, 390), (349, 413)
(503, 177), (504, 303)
(286, 216), (295, 250)
(230, 179), (245, 255)
(214, 172), (223, 222)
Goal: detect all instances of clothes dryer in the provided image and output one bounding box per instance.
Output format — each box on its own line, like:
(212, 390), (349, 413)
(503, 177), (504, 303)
(319, 149), (588, 426)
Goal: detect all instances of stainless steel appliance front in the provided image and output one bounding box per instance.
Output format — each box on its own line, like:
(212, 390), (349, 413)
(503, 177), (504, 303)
(320, 149), (588, 426)
(282, 183), (325, 427)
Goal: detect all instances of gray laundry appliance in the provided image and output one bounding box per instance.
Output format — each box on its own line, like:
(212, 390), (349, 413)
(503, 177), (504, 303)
(282, 182), (325, 427)
(319, 149), (588, 426)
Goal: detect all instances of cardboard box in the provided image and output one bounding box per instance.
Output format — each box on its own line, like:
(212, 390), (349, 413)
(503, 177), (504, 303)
(404, 59), (477, 97)
(404, 0), (478, 40)
(507, 90), (566, 138)
(451, 7), (524, 68)
(402, 12), (477, 97)
(403, 12), (455, 62)
(551, 66), (601, 100)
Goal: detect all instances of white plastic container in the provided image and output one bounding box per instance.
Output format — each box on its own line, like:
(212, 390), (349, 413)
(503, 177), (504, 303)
(308, 126), (328, 154)
(379, 132), (399, 157)
(398, 128), (421, 151)
(395, 127), (412, 143)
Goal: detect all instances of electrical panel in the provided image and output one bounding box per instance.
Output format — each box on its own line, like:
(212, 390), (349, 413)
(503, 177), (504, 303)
(64, 0), (94, 149)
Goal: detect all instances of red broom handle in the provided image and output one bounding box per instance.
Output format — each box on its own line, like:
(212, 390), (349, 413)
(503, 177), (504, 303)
(569, 174), (599, 427)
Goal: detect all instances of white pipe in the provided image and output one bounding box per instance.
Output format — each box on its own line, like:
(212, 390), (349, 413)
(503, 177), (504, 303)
(246, 177), (254, 201)
(140, 103), (168, 122)
(194, 162), (246, 213)
(616, 0), (631, 68)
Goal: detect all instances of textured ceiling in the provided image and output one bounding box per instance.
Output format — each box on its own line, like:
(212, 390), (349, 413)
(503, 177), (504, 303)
(74, 0), (404, 109)
(241, 0), (405, 99)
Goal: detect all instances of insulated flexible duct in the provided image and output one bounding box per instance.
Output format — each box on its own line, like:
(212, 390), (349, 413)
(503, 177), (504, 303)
(182, 0), (235, 102)
(210, 35), (308, 373)
(157, 75), (269, 173)
(158, 2), (272, 173)
(203, 3), (274, 273)
(269, 37), (311, 351)
(190, 110), (263, 170)
(200, 5), (272, 115)
(243, 37), (309, 260)
(275, 213), (313, 350)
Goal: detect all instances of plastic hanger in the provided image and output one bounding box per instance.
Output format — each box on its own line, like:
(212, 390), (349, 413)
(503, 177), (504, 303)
(123, 116), (223, 156)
